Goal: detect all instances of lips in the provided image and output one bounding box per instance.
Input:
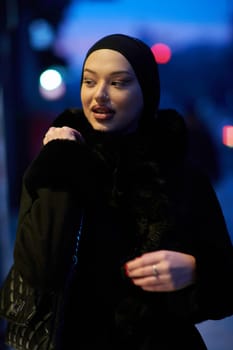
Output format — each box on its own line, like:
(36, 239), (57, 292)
(92, 105), (114, 120)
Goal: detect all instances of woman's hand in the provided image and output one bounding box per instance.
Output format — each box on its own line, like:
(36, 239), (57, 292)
(124, 250), (196, 292)
(43, 126), (85, 145)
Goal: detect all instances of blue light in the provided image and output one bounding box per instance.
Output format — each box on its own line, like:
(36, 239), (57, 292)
(29, 19), (55, 50)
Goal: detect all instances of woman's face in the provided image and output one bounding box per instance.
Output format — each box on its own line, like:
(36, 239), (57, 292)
(80, 49), (144, 134)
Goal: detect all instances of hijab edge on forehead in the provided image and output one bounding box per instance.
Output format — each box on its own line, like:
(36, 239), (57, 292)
(82, 33), (160, 120)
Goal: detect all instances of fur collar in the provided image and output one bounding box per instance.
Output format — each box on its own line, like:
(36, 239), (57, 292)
(52, 108), (188, 257)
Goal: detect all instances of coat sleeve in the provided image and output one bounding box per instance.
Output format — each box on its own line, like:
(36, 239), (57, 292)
(13, 139), (92, 290)
(192, 174), (233, 320)
(169, 172), (233, 323)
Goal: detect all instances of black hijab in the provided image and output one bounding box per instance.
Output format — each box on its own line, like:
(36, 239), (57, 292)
(81, 33), (160, 121)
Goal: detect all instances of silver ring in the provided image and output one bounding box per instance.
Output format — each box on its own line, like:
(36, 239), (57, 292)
(152, 264), (159, 277)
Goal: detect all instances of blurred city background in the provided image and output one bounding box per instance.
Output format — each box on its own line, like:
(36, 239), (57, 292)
(0, 0), (233, 349)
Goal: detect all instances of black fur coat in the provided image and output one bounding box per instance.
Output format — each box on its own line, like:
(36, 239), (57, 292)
(13, 108), (233, 349)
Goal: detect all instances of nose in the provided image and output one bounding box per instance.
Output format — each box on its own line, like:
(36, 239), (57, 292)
(94, 84), (109, 103)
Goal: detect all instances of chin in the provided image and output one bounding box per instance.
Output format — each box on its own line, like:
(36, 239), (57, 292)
(92, 124), (111, 133)
(91, 121), (114, 132)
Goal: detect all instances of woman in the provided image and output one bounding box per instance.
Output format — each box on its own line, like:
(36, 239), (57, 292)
(11, 34), (233, 349)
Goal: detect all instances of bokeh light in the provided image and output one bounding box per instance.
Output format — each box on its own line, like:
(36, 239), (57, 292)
(151, 43), (172, 64)
(39, 67), (66, 100)
(222, 125), (233, 147)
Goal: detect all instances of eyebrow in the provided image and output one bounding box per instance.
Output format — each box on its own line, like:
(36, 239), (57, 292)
(83, 68), (133, 76)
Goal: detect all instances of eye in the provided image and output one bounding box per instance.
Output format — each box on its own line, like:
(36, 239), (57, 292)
(82, 78), (96, 87)
(111, 79), (132, 88)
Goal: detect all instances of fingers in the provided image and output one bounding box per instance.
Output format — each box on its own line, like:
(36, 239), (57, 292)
(125, 251), (164, 276)
(126, 250), (163, 269)
(125, 262), (162, 279)
(126, 262), (173, 292)
(152, 264), (159, 277)
(131, 274), (171, 292)
(43, 126), (84, 145)
(124, 253), (165, 291)
(124, 250), (196, 292)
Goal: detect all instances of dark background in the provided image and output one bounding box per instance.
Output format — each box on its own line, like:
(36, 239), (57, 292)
(0, 1), (233, 348)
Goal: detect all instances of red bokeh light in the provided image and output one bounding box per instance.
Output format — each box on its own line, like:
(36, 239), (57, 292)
(222, 125), (233, 147)
(151, 43), (172, 64)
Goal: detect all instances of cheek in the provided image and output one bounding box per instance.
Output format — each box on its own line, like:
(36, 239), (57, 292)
(80, 91), (90, 118)
(81, 85), (93, 101)
(118, 90), (137, 106)
(122, 91), (143, 115)
(80, 87), (87, 105)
